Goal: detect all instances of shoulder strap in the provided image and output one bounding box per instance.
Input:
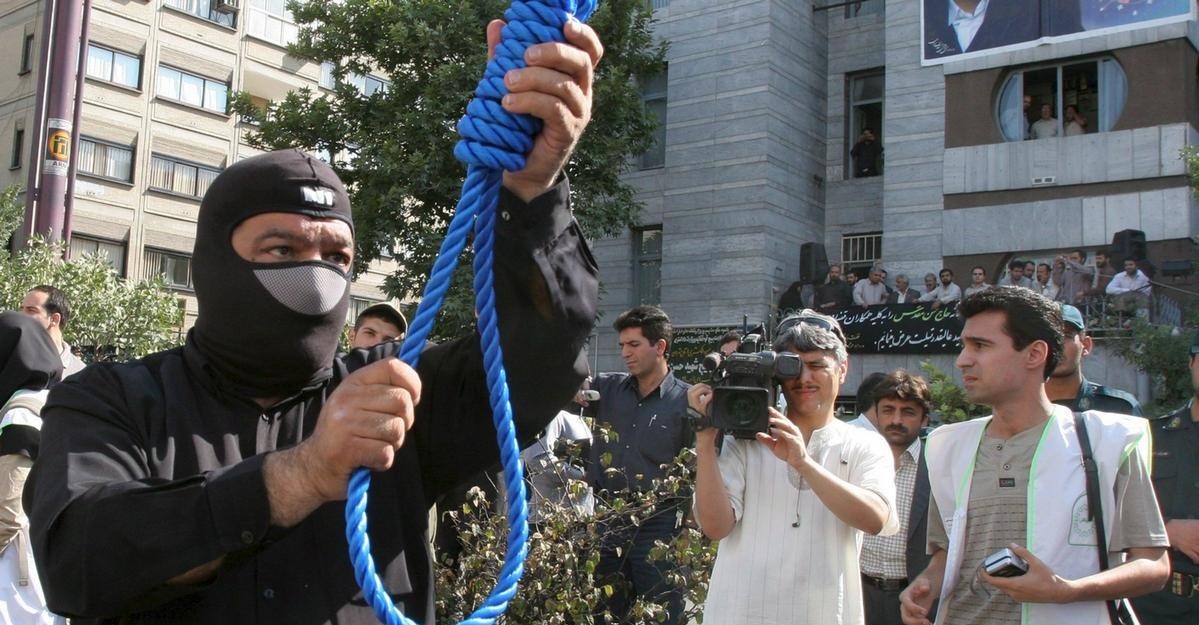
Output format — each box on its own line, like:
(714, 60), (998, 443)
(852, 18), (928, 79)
(1074, 411), (1121, 625)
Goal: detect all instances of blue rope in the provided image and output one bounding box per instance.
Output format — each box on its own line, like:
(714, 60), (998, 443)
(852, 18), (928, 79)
(346, 1), (598, 624)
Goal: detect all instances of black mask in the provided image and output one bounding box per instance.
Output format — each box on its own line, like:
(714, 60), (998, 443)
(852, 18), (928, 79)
(191, 150), (354, 398)
(0, 311), (62, 401)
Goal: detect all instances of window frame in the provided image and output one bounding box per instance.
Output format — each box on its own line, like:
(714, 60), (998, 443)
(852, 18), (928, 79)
(995, 56), (1126, 142)
(845, 68), (885, 179)
(148, 153), (222, 200)
(19, 33), (35, 75)
(844, 0), (883, 19)
(246, 0), (300, 48)
(163, 0), (237, 29)
(10, 126), (23, 170)
(143, 247), (195, 291)
(638, 68), (668, 170)
(155, 64), (229, 115)
(76, 136), (136, 184)
(841, 231), (883, 278)
(632, 225), (663, 306)
(85, 43), (142, 91)
(69, 234), (127, 277)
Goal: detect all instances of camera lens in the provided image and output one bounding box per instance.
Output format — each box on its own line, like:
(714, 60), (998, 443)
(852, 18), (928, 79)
(725, 393), (761, 428)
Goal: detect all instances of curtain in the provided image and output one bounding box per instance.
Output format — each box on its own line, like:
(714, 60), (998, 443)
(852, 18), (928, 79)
(1098, 59), (1127, 132)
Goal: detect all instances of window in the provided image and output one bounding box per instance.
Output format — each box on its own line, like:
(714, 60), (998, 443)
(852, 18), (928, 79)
(86, 44), (141, 89)
(19, 33), (34, 74)
(319, 62), (335, 89)
(845, 0), (883, 18)
(156, 65), (228, 113)
(77, 138), (134, 182)
(10, 126), (23, 169)
(247, 0), (299, 47)
(69, 235), (126, 275)
(348, 297), (378, 324)
(319, 62), (390, 96)
(149, 155), (221, 198)
(164, 0), (235, 28)
(846, 70), (884, 178)
(638, 68), (667, 170)
(632, 226), (662, 305)
(143, 248), (193, 290)
(841, 232), (882, 278)
(997, 58), (1126, 141)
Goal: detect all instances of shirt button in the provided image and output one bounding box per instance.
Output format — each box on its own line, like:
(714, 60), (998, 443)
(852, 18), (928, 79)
(995, 444), (1003, 451)
(241, 530), (255, 545)
(263, 588), (275, 600)
(1003, 463), (1011, 471)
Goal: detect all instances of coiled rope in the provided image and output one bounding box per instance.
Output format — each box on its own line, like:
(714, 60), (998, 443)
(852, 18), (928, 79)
(345, 1), (598, 624)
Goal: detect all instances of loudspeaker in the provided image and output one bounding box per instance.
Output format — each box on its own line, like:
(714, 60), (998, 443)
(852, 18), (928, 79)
(799, 242), (829, 284)
(1109, 229), (1147, 264)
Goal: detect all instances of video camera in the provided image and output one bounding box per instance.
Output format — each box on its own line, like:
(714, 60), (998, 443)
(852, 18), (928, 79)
(694, 333), (802, 439)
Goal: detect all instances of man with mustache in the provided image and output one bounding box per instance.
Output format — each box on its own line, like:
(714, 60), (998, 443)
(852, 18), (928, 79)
(861, 370), (934, 625)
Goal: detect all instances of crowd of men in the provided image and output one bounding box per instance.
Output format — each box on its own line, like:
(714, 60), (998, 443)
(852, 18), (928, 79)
(794, 250), (1156, 325)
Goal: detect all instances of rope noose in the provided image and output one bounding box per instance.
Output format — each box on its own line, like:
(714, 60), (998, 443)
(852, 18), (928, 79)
(345, 1), (598, 624)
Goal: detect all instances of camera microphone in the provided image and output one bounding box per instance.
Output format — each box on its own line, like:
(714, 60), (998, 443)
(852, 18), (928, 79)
(791, 521), (800, 528)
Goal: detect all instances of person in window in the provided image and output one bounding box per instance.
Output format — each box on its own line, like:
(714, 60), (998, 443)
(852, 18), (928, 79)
(851, 128), (884, 178)
(1029, 103), (1059, 139)
(1064, 104), (1088, 136)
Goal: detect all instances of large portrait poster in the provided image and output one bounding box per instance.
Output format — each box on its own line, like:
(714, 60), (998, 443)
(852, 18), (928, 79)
(922, 0), (1194, 65)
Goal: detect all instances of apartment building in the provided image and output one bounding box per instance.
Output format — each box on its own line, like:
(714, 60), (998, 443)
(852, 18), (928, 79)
(0, 0), (398, 327)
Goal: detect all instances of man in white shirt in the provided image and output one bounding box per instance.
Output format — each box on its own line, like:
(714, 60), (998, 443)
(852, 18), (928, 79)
(855, 264), (890, 307)
(19, 286), (85, 379)
(962, 266), (991, 299)
(849, 372), (888, 433)
(919, 269), (963, 310)
(899, 287), (1169, 625)
(1030, 104), (1059, 140)
(1106, 259), (1152, 318)
(1033, 263), (1058, 301)
(690, 310), (898, 625)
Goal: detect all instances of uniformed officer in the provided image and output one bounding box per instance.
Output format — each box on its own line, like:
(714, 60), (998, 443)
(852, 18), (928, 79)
(1045, 303), (1142, 415)
(1129, 331), (1199, 624)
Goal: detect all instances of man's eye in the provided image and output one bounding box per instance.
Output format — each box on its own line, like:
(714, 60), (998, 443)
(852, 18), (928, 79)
(268, 246), (292, 258)
(327, 253), (351, 266)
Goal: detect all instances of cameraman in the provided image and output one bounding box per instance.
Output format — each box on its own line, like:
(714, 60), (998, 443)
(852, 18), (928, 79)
(689, 310), (897, 625)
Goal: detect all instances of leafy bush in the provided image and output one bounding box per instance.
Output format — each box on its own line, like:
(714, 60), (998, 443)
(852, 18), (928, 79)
(919, 361), (989, 424)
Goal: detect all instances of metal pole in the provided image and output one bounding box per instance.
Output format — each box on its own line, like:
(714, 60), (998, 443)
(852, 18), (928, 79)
(21, 0), (59, 248)
(32, 0), (86, 244)
(63, 0), (93, 248)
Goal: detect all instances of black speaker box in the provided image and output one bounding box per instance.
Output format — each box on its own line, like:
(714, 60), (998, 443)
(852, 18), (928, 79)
(799, 242), (829, 284)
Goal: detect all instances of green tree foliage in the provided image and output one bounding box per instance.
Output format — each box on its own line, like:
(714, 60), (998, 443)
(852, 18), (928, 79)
(232, 0), (666, 337)
(435, 445), (715, 625)
(0, 185), (184, 362)
(919, 361), (989, 424)
(1112, 316), (1198, 416)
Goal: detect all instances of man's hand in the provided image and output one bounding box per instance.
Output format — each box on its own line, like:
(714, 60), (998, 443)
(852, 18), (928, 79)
(1166, 519), (1199, 564)
(265, 357), (422, 528)
(755, 409), (808, 469)
(982, 544), (1075, 603)
(485, 18), (604, 202)
(687, 383), (719, 449)
(900, 577), (936, 625)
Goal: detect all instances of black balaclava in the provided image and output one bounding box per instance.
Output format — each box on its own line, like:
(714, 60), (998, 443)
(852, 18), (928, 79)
(191, 149), (353, 398)
(0, 311), (63, 402)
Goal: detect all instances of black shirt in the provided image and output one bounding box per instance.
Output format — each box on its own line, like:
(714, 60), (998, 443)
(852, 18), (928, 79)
(25, 182), (598, 625)
(586, 370), (691, 495)
(1051, 378), (1143, 417)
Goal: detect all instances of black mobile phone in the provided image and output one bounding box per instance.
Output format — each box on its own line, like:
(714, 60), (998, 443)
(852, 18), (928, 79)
(983, 547), (1029, 577)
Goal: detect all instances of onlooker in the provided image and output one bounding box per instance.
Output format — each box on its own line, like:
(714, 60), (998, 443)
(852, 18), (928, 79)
(813, 264), (854, 313)
(900, 288), (1169, 625)
(1087, 250), (1116, 299)
(851, 128), (884, 178)
(1033, 263), (1058, 301)
(889, 274), (920, 304)
(849, 371), (889, 432)
(0, 313), (64, 625)
(1029, 103), (1058, 139)
(1045, 305), (1141, 416)
(855, 264), (889, 307)
(587, 305), (692, 625)
(691, 311), (897, 625)
(847, 271), (861, 289)
(1023, 261), (1036, 281)
(1000, 260), (1033, 290)
(1064, 105), (1087, 136)
(1129, 332), (1199, 624)
(523, 402), (594, 527)
(1106, 258), (1152, 318)
(347, 302), (407, 350)
(778, 281), (807, 316)
(19, 285), (85, 379)
(718, 331), (742, 357)
(1052, 249), (1093, 305)
(862, 370), (934, 625)
(962, 266), (991, 299)
(921, 273), (938, 298)
(919, 269), (962, 310)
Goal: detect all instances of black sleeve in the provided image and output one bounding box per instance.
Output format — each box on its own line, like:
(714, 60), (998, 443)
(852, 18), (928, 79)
(409, 178), (598, 504)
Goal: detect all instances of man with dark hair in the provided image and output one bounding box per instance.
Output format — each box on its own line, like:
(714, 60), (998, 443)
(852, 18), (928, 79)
(587, 304), (692, 625)
(851, 128), (884, 177)
(1088, 250), (1116, 298)
(920, 269), (962, 310)
(690, 310), (896, 624)
(1053, 248), (1093, 305)
(26, 19), (603, 625)
(1046, 304), (1141, 416)
(20, 285), (85, 378)
(1033, 263), (1058, 300)
(862, 369), (934, 625)
(347, 302), (407, 350)
(963, 266), (991, 299)
(813, 263), (854, 313)
(1001, 260), (1033, 290)
(718, 330), (742, 357)
(888, 274), (920, 304)
(900, 287), (1169, 625)
(1130, 331), (1199, 624)
(849, 371), (890, 432)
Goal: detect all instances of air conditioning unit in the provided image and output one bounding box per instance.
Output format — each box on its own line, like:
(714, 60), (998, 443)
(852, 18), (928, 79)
(214, 0), (239, 13)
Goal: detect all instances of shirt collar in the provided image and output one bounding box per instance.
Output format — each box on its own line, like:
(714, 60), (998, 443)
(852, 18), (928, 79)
(902, 435), (923, 463)
(948, 0), (989, 24)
